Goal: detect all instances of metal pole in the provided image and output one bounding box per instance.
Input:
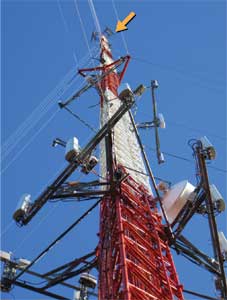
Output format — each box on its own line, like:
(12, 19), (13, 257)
(128, 110), (174, 241)
(196, 146), (227, 298)
(14, 280), (71, 300)
(151, 84), (162, 163)
(14, 200), (101, 281)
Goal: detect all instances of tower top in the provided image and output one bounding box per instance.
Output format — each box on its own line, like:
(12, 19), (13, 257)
(91, 27), (113, 42)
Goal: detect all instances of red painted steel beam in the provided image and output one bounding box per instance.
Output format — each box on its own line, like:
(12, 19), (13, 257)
(98, 34), (184, 300)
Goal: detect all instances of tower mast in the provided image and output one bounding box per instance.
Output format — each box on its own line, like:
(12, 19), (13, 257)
(1, 3), (226, 299)
(98, 34), (184, 300)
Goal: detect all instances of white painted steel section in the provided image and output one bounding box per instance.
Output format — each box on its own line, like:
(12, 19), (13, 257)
(99, 36), (151, 192)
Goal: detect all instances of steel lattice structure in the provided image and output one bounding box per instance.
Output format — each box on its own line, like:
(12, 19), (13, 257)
(97, 35), (184, 300)
(1, 30), (226, 300)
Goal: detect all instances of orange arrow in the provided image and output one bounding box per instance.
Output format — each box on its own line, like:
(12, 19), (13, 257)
(115, 12), (136, 32)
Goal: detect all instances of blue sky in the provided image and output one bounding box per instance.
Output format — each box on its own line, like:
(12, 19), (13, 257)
(1, 1), (226, 299)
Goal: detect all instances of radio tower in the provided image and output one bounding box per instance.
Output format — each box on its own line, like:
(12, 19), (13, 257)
(2, 9), (226, 299)
(97, 34), (183, 300)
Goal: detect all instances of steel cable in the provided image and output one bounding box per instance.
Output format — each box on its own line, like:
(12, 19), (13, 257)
(144, 145), (227, 173)
(1, 67), (75, 155)
(111, 0), (129, 54)
(73, 0), (93, 59)
(1, 109), (60, 173)
(87, 0), (102, 36)
(57, 0), (79, 65)
(2, 61), (80, 155)
(1, 47), (98, 160)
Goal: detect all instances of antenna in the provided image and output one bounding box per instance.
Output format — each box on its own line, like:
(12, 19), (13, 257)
(91, 26), (113, 42)
(136, 80), (165, 164)
(151, 80), (165, 164)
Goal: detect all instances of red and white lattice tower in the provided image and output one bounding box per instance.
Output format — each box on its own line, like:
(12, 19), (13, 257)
(98, 35), (184, 300)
